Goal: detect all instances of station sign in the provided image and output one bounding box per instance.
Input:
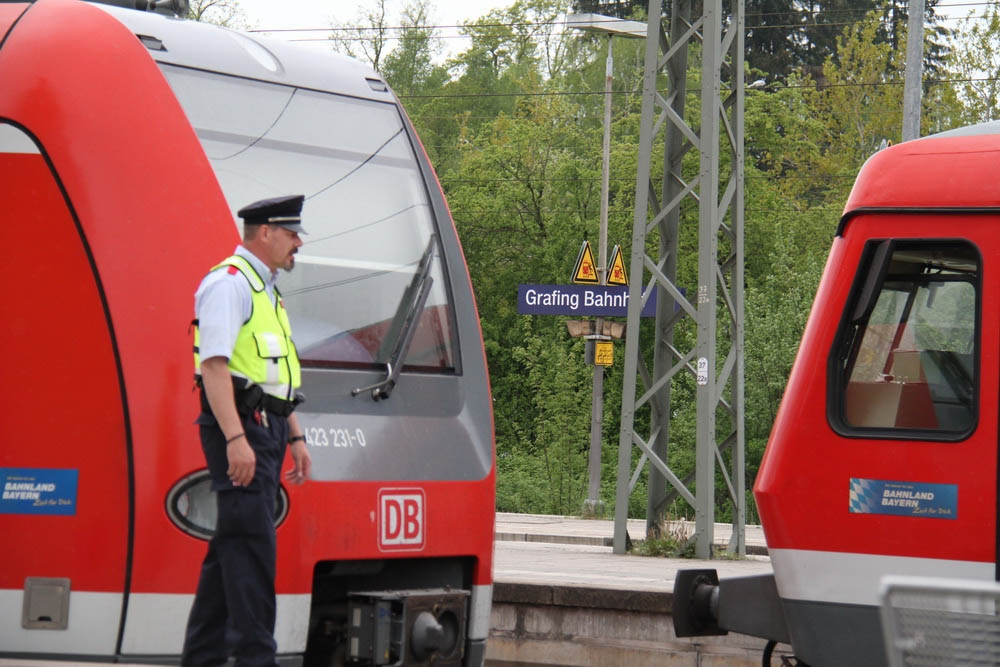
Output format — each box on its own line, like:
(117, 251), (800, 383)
(517, 284), (657, 317)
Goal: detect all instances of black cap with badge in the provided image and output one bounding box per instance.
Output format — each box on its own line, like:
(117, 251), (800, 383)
(237, 194), (307, 234)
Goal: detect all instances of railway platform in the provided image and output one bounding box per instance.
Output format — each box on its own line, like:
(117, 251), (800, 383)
(489, 513), (788, 666)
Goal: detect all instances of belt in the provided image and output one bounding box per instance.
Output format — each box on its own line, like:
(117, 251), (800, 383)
(261, 393), (301, 418)
(196, 376), (305, 418)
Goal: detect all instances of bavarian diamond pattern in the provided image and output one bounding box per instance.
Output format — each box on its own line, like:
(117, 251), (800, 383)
(849, 478), (878, 514)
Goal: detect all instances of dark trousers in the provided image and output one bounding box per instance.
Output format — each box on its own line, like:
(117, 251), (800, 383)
(182, 410), (288, 667)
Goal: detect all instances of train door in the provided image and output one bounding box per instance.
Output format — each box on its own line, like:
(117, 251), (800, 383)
(822, 228), (995, 581)
(0, 122), (131, 657)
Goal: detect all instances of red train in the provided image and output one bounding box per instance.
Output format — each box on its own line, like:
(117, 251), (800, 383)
(0, 1), (495, 665)
(675, 124), (1000, 665)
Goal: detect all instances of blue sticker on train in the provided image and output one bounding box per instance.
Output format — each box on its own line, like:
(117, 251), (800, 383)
(0, 468), (78, 515)
(849, 478), (957, 520)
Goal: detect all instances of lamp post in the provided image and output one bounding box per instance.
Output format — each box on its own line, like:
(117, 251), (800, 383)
(902, 0), (925, 141)
(567, 13), (645, 514)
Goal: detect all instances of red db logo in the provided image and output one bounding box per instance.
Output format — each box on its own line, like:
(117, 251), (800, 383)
(378, 489), (425, 551)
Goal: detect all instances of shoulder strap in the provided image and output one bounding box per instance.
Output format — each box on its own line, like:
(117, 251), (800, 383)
(211, 255), (265, 293)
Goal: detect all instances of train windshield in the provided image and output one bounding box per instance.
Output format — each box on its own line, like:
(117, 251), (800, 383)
(834, 241), (979, 436)
(159, 64), (456, 371)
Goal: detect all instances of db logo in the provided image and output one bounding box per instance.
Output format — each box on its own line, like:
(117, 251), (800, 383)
(378, 489), (425, 551)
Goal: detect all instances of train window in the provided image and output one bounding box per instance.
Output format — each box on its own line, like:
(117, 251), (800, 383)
(831, 241), (979, 438)
(159, 64), (457, 372)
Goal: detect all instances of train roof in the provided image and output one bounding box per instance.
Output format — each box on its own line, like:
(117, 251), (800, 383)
(841, 122), (1000, 233)
(88, 1), (395, 104)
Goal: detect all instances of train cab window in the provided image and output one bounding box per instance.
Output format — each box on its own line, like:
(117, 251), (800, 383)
(831, 241), (979, 438)
(159, 64), (457, 372)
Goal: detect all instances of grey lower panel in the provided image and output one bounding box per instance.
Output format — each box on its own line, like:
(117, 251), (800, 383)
(465, 638), (486, 666)
(0, 655), (115, 664)
(782, 599), (887, 667)
(116, 655), (302, 666)
(718, 573), (791, 643)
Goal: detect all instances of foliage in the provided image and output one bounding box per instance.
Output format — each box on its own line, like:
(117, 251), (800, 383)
(807, 11), (907, 174)
(633, 532), (696, 558)
(329, 0), (392, 71)
(571, 0), (644, 19)
(381, 1), (449, 97)
(946, 4), (1000, 124)
(745, 0), (805, 78)
(187, 0), (251, 28)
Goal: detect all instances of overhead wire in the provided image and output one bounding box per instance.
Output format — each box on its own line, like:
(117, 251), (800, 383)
(247, 10), (992, 213)
(247, 10), (997, 103)
(392, 75), (998, 99)
(250, 2), (1000, 36)
(250, 8), (993, 45)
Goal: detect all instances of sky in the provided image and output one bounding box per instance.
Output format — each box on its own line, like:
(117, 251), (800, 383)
(237, 0), (521, 59)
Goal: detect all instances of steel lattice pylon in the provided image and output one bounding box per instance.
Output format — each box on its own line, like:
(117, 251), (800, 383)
(613, 0), (745, 558)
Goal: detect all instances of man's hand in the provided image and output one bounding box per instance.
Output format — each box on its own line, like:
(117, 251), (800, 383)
(227, 436), (256, 486)
(285, 441), (311, 485)
(201, 356), (254, 487)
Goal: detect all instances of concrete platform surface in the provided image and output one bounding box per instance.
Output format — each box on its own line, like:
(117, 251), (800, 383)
(494, 540), (772, 594)
(489, 531), (781, 667)
(496, 512), (768, 553)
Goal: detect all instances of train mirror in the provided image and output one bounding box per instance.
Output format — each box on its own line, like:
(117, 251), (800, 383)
(849, 239), (894, 324)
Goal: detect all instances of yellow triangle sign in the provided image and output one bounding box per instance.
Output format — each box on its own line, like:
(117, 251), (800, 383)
(572, 240), (600, 284)
(607, 244), (628, 286)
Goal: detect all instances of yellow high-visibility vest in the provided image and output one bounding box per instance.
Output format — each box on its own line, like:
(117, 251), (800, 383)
(194, 255), (301, 400)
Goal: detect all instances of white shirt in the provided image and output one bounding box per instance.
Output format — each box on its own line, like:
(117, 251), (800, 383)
(195, 245), (277, 361)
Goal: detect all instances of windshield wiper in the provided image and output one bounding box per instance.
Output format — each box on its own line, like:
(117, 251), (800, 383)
(352, 234), (437, 400)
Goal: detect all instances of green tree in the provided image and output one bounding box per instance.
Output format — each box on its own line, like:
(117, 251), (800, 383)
(381, 0), (448, 97)
(757, 11), (908, 206)
(329, 0), (391, 71)
(745, 0), (806, 79)
(946, 5), (1000, 124)
(187, 0), (251, 28)
(382, 0), (987, 521)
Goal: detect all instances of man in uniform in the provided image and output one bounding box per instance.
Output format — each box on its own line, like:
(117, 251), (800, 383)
(183, 194), (312, 667)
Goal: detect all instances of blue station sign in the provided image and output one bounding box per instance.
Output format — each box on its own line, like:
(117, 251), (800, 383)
(517, 284), (657, 317)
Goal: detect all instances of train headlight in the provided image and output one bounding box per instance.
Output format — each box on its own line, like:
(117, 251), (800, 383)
(347, 589), (469, 664)
(166, 469), (289, 540)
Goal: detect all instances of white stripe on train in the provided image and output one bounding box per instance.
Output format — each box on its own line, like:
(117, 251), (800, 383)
(770, 548), (994, 606)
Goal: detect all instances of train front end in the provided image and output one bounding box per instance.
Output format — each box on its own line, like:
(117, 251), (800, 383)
(0, 1), (494, 665)
(674, 128), (1000, 665)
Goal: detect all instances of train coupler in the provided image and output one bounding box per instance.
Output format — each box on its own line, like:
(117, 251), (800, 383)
(673, 569), (726, 637)
(673, 569), (791, 645)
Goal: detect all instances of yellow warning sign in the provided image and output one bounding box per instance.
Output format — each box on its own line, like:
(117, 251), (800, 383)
(594, 341), (614, 366)
(572, 240), (600, 284)
(607, 244), (628, 286)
